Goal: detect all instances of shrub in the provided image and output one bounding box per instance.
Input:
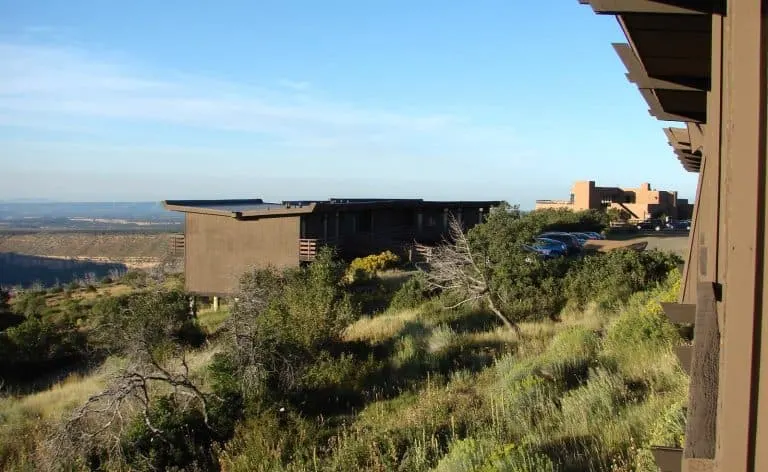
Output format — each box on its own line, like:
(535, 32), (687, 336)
(389, 272), (431, 311)
(346, 250), (400, 282)
(89, 289), (205, 353)
(0, 315), (88, 381)
(122, 396), (221, 471)
(564, 249), (681, 310)
(224, 247), (357, 400)
(120, 270), (150, 289)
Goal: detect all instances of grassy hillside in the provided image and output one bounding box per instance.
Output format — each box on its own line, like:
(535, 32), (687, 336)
(0, 209), (689, 471)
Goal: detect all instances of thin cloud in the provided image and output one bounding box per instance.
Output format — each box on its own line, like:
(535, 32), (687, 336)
(0, 41), (525, 148)
(278, 79), (311, 91)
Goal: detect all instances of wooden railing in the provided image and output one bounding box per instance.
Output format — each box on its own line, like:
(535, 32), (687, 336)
(298, 238), (338, 261)
(169, 233), (185, 258)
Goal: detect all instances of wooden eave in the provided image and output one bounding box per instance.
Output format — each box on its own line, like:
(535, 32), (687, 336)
(579, 0), (723, 15)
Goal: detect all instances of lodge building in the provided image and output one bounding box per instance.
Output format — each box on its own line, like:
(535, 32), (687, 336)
(163, 198), (498, 295)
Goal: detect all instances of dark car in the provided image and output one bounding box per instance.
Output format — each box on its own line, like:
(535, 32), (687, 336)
(666, 219), (691, 231)
(538, 232), (582, 255)
(636, 219), (664, 231)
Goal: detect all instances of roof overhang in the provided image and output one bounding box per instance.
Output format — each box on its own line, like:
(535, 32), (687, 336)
(580, 0), (717, 173)
(162, 199), (316, 219)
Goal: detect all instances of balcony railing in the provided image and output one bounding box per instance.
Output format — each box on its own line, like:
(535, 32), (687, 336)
(299, 238), (338, 261)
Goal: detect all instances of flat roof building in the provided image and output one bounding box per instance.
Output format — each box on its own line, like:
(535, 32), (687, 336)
(163, 198), (498, 295)
(536, 180), (693, 221)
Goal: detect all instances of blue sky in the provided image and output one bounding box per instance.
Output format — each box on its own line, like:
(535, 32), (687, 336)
(0, 0), (697, 207)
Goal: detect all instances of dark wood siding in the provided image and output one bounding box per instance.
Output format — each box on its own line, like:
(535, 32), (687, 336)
(185, 213), (300, 295)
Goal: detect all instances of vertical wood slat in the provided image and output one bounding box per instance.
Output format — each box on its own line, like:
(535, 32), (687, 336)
(661, 303), (696, 324)
(676, 345), (693, 375)
(684, 281), (720, 460)
(650, 446), (682, 472)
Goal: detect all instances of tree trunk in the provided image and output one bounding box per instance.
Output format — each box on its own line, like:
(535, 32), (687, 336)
(485, 294), (516, 331)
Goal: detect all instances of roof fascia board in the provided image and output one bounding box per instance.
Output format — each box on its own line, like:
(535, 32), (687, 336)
(582, 0), (718, 15)
(162, 202), (239, 218)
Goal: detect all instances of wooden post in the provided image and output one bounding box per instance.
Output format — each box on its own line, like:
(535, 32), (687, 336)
(212, 296), (219, 312)
(684, 282), (719, 461)
(323, 214), (328, 241)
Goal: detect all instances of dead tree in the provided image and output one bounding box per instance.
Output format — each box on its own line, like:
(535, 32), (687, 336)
(419, 215), (515, 330)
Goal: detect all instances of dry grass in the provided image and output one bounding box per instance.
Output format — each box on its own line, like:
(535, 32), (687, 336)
(343, 307), (421, 343)
(197, 306), (231, 335)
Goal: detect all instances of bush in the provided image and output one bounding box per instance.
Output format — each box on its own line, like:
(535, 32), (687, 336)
(122, 396), (221, 471)
(564, 249), (682, 310)
(224, 247), (357, 400)
(90, 289), (205, 353)
(389, 272), (431, 311)
(0, 315), (88, 381)
(346, 250), (400, 282)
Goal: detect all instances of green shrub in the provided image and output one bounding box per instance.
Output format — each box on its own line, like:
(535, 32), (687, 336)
(225, 247), (357, 400)
(564, 249), (682, 310)
(0, 315), (88, 381)
(89, 289), (205, 353)
(390, 272), (431, 311)
(122, 396), (221, 471)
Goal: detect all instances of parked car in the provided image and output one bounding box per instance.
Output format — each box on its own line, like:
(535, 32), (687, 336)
(666, 219), (691, 231)
(523, 238), (568, 260)
(571, 232), (601, 241)
(584, 231), (606, 240)
(538, 232), (582, 255)
(636, 219), (664, 231)
(536, 238), (569, 255)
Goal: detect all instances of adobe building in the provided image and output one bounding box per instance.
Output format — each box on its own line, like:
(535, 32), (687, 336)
(163, 198), (498, 295)
(535, 180), (693, 220)
(580, 1), (768, 470)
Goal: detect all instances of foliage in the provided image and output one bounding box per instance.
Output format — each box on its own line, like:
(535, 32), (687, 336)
(121, 395), (221, 471)
(607, 207), (631, 223)
(564, 249), (682, 310)
(0, 315), (88, 381)
(223, 247), (357, 400)
(346, 250), (400, 282)
(389, 272), (431, 311)
(89, 289), (205, 353)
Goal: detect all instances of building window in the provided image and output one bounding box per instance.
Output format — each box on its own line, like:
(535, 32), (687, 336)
(426, 216), (437, 227)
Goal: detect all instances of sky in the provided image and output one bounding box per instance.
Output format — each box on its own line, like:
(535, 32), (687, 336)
(0, 0), (698, 208)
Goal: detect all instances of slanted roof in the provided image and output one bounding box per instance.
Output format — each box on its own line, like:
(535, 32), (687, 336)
(164, 198), (500, 219)
(163, 199), (316, 218)
(579, 0), (721, 172)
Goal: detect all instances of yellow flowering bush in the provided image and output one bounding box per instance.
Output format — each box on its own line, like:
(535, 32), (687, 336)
(346, 250), (400, 282)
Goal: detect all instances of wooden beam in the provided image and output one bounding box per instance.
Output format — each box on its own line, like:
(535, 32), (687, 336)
(614, 43), (706, 92)
(662, 303), (696, 324)
(581, 0), (721, 15)
(651, 446), (682, 472)
(676, 345), (693, 375)
(687, 123), (706, 153)
(684, 281), (720, 460)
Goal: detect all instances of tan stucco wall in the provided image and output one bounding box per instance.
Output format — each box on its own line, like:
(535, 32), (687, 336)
(185, 213), (300, 295)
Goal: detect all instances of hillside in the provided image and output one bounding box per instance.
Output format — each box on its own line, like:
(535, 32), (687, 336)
(0, 232), (175, 269)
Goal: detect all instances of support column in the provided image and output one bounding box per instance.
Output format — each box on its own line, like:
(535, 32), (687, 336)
(335, 212), (340, 238)
(717, 2), (768, 470)
(417, 211), (423, 233)
(212, 296), (219, 312)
